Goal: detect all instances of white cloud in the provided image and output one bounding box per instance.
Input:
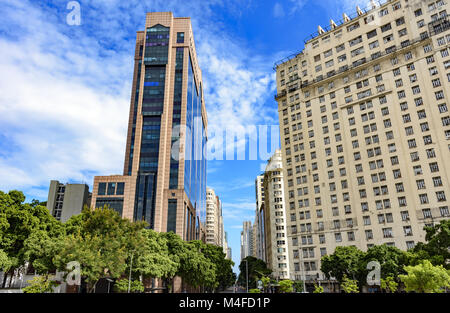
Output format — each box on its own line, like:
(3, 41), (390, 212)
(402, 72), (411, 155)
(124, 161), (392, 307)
(273, 3), (285, 18)
(0, 0), (277, 201)
(288, 0), (308, 15)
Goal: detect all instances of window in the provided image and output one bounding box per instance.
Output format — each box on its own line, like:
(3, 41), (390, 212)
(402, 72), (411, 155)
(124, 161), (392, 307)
(116, 182), (125, 195)
(98, 183), (106, 195)
(422, 209), (432, 219)
(107, 182), (116, 195)
(401, 211), (410, 221)
(383, 228), (393, 238)
(176, 32), (185, 43)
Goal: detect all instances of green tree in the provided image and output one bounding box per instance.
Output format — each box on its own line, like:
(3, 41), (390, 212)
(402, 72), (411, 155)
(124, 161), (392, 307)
(413, 220), (450, 269)
(0, 249), (11, 271)
(114, 278), (144, 293)
(360, 244), (408, 287)
(54, 206), (146, 293)
(132, 229), (178, 286)
(399, 260), (450, 293)
(341, 275), (359, 293)
(0, 190), (63, 287)
(199, 243), (235, 291)
(261, 276), (271, 293)
(237, 256), (271, 289)
(293, 280), (304, 293)
(313, 284), (324, 293)
(183, 240), (216, 291)
(278, 279), (294, 293)
(22, 275), (58, 293)
(380, 276), (398, 293)
(321, 246), (365, 283)
(249, 288), (261, 293)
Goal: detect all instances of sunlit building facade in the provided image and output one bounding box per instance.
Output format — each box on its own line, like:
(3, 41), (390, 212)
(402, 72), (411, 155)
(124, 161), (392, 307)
(91, 12), (208, 243)
(275, 0), (450, 287)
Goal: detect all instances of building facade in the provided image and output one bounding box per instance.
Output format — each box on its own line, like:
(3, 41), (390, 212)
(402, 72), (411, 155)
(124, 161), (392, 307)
(262, 150), (291, 280)
(253, 175), (266, 261)
(206, 187), (223, 246)
(274, 0), (450, 284)
(46, 180), (91, 222)
(91, 12), (208, 243)
(240, 220), (254, 260)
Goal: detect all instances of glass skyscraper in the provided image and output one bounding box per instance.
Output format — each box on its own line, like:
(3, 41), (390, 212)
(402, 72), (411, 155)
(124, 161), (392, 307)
(91, 12), (208, 242)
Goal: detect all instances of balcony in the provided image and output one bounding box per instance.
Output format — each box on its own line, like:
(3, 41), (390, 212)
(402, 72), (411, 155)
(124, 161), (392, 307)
(429, 15), (450, 35)
(275, 90), (287, 100)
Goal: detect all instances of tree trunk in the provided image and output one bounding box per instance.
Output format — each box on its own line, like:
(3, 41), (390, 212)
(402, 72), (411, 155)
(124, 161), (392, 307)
(89, 280), (98, 293)
(8, 270), (15, 288)
(1, 270), (9, 289)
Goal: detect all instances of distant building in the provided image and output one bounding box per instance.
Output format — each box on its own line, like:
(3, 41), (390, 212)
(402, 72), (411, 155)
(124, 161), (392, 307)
(206, 188), (223, 246)
(224, 231), (231, 260)
(46, 180), (91, 222)
(227, 247), (232, 260)
(240, 220), (253, 260)
(254, 174), (266, 261)
(262, 150), (290, 280)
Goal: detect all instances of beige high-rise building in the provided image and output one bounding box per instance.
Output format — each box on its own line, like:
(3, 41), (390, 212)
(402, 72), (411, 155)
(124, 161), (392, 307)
(240, 220), (254, 260)
(262, 150), (291, 280)
(254, 174), (266, 262)
(206, 187), (223, 246)
(275, 0), (450, 286)
(90, 13), (208, 247)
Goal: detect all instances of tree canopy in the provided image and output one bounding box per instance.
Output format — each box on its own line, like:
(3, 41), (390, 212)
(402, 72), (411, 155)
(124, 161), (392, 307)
(399, 260), (450, 293)
(237, 256), (272, 289)
(0, 190), (235, 293)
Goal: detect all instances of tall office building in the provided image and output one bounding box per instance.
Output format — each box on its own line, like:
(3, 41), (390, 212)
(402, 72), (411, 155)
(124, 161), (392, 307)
(206, 187), (223, 246)
(224, 231), (231, 260)
(46, 180), (91, 222)
(253, 175), (265, 261)
(91, 12), (208, 242)
(274, 0), (449, 285)
(240, 220), (254, 260)
(262, 150), (291, 280)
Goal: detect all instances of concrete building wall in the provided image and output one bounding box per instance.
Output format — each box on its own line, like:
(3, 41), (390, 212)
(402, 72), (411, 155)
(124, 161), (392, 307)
(46, 180), (90, 222)
(262, 150), (291, 280)
(240, 221), (253, 260)
(275, 0), (450, 283)
(254, 175), (265, 261)
(206, 187), (222, 245)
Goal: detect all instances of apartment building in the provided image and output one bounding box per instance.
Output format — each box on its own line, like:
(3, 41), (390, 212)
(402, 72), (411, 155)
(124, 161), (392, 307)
(240, 220), (254, 260)
(274, 0), (450, 285)
(262, 150), (291, 280)
(206, 187), (223, 246)
(253, 175), (266, 261)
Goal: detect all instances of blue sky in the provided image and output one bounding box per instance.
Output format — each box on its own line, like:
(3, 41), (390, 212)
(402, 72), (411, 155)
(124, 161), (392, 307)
(0, 0), (368, 275)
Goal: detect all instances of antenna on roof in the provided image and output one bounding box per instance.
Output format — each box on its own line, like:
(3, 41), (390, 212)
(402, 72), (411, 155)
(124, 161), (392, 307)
(318, 25), (325, 35)
(356, 6), (364, 16)
(370, 0), (378, 9)
(343, 13), (350, 22)
(330, 19), (338, 29)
